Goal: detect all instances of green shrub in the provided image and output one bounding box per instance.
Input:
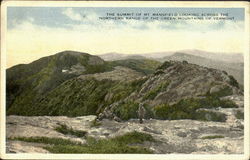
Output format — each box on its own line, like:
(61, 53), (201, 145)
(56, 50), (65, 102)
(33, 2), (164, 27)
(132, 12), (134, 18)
(113, 131), (155, 144)
(239, 84), (244, 91)
(10, 137), (80, 145)
(201, 135), (224, 139)
(143, 104), (155, 119)
(199, 96), (237, 108)
(108, 82), (137, 103)
(130, 77), (148, 89)
(175, 98), (201, 111)
(44, 143), (152, 154)
(154, 104), (172, 120)
(219, 99), (238, 108)
(144, 81), (170, 100)
(114, 101), (139, 120)
(153, 97), (230, 122)
(209, 86), (233, 98)
(55, 124), (87, 137)
(114, 102), (154, 120)
(222, 71), (228, 75)
(228, 75), (239, 88)
(235, 111), (244, 119)
(195, 110), (226, 122)
(144, 90), (158, 100)
(182, 60), (188, 64)
(153, 103), (193, 120)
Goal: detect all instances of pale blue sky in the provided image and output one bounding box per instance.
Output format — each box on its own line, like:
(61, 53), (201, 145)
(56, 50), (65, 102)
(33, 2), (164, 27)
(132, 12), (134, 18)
(7, 7), (244, 31)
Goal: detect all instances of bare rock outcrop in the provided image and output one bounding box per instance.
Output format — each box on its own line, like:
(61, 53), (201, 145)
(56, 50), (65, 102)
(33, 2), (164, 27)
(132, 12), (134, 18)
(6, 113), (243, 154)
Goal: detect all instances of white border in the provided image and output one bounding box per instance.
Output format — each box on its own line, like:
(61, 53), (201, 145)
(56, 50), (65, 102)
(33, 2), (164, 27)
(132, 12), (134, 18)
(1, 1), (249, 160)
(244, 3), (250, 159)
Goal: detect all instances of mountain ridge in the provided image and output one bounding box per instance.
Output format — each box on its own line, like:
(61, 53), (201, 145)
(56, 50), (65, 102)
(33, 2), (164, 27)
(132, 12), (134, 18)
(6, 51), (243, 121)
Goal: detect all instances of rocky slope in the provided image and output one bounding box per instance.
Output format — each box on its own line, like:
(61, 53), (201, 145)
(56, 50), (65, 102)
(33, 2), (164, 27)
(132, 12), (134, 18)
(134, 60), (241, 105)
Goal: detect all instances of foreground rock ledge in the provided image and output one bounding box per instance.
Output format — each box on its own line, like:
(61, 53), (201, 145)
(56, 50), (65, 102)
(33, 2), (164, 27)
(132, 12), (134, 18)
(6, 115), (243, 154)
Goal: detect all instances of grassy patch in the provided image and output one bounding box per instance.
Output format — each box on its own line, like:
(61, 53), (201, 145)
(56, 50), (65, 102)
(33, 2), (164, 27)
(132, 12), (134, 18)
(55, 124), (87, 137)
(130, 77), (148, 91)
(114, 101), (139, 120)
(201, 135), (225, 139)
(12, 131), (155, 154)
(44, 143), (152, 154)
(113, 131), (155, 144)
(235, 110), (244, 119)
(228, 75), (239, 89)
(144, 81), (170, 100)
(107, 81), (140, 104)
(196, 96), (237, 109)
(209, 86), (233, 98)
(195, 110), (226, 122)
(10, 137), (80, 145)
(154, 104), (190, 120)
(112, 92), (235, 122)
(153, 97), (232, 122)
(110, 59), (161, 75)
(114, 102), (154, 120)
(45, 131), (154, 153)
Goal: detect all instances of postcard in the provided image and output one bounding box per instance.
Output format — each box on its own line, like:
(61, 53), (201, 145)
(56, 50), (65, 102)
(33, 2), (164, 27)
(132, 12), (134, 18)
(0, 1), (249, 160)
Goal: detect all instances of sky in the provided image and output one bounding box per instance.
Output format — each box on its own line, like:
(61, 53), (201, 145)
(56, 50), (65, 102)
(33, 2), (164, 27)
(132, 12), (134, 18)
(7, 7), (245, 67)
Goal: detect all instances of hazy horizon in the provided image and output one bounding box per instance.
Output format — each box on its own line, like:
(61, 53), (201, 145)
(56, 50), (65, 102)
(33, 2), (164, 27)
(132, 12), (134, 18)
(7, 7), (244, 67)
(6, 48), (244, 68)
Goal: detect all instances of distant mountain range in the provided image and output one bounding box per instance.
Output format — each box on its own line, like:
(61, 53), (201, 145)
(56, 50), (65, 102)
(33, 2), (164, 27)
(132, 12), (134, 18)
(100, 50), (243, 85)
(100, 49), (243, 63)
(160, 52), (243, 85)
(99, 52), (145, 61)
(177, 49), (243, 63)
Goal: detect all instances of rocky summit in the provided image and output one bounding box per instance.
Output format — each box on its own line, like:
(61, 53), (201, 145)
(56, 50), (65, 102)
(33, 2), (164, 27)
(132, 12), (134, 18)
(6, 107), (243, 154)
(5, 50), (244, 154)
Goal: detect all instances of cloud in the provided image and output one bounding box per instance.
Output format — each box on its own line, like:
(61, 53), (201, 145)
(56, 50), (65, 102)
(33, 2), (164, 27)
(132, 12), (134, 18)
(62, 8), (99, 24)
(62, 8), (84, 21)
